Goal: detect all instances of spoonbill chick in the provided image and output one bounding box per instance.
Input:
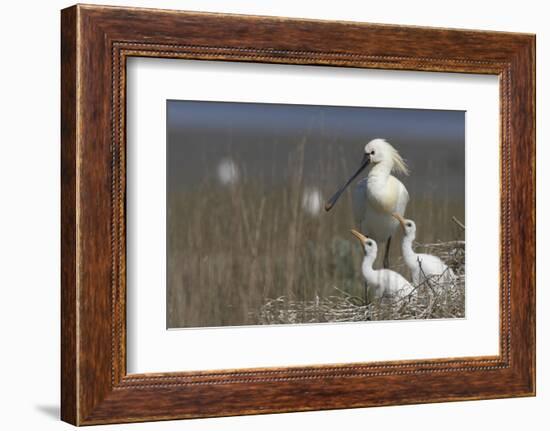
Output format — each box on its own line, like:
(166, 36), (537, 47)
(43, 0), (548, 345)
(392, 213), (455, 285)
(326, 139), (409, 268)
(350, 229), (414, 303)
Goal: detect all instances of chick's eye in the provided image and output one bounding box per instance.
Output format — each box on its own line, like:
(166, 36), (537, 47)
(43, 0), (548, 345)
(406, 222), (412, 227)
(371, 150), (375, 155)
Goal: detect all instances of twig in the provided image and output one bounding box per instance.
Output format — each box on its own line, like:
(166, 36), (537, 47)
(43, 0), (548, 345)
(452, 216), (465, 230)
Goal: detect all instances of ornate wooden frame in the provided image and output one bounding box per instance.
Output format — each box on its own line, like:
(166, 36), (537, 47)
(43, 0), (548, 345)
(61, 4), (535, 425)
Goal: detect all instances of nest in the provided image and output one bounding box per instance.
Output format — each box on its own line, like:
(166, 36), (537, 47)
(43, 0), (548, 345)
(254, 239), (465, 324)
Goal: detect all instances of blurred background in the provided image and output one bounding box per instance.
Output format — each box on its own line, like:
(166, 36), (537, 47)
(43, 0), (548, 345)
(167, 100), (465, 328)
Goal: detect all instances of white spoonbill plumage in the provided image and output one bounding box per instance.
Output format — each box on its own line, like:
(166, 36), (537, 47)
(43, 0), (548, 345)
(393, 213), (455, 285)
(325, 138), (409, 268)
(350, 229), (414, 303)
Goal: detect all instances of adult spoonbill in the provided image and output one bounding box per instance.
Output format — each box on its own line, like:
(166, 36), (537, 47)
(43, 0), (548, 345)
(325, 138), (409, 268)
(392, 213), (455, 285)
(350, 229), (414, 303)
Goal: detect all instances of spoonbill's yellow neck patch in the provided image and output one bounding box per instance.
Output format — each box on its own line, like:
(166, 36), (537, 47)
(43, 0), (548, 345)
(366, 175), (402, 214)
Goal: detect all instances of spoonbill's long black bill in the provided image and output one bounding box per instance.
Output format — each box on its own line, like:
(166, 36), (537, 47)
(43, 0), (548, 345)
(324, 154), (370, 211)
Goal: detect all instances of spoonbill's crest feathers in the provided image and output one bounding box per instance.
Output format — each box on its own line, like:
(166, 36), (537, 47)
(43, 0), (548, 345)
(364, 138), (409, 176)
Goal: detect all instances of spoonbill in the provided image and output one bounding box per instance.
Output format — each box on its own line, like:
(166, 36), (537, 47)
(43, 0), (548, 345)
(325, 139), (409, 268)
(392, 213), (455, 285)
(350, 229), (414, 303)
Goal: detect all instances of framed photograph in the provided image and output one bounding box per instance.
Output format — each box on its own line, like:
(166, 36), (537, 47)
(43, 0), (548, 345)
(61, 4), (535, 425)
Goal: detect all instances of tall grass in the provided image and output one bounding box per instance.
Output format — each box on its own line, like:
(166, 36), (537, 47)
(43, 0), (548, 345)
(167, 141), (465, 328)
